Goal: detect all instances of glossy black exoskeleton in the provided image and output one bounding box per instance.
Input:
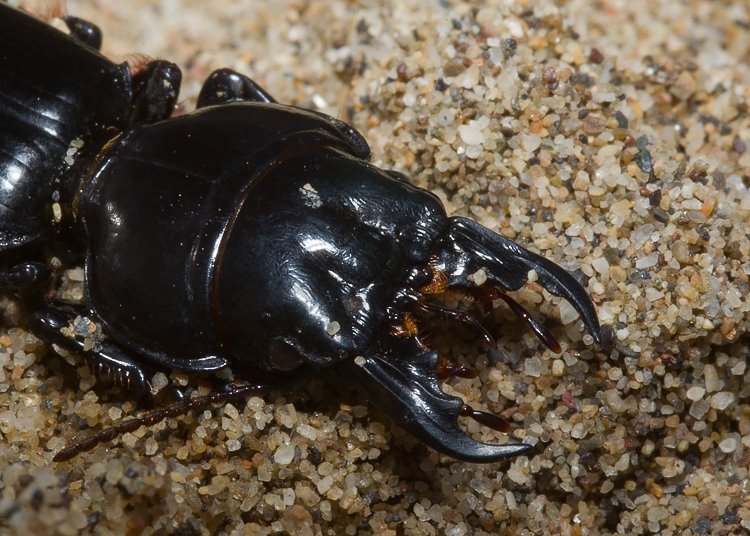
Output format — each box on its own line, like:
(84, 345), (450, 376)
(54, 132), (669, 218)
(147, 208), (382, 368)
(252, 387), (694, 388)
(0, 3), (602, 463)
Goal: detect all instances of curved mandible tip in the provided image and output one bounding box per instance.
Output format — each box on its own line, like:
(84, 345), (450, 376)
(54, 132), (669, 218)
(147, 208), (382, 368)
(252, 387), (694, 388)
(340, 347), (532, 463)
(438, 217), (602, 345)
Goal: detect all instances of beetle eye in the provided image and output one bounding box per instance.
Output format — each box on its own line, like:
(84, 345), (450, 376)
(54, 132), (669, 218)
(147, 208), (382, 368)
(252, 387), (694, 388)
(266, 340), (304, 371)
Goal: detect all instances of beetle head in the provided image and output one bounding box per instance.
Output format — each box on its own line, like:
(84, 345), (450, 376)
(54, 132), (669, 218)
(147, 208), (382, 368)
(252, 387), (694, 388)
(215, 146), (448, 367)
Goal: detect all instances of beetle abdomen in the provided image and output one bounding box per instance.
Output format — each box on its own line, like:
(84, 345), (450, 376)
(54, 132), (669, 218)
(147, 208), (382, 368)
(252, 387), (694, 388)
(0, 4), (131, 250)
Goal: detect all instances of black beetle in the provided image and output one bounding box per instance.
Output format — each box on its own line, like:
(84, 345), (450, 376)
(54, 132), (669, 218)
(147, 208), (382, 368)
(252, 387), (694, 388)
(0, 3), (601, 463)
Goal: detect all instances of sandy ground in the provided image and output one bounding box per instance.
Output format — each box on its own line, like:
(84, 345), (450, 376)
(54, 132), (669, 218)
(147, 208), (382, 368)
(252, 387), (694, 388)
(1, 0), (750, 535)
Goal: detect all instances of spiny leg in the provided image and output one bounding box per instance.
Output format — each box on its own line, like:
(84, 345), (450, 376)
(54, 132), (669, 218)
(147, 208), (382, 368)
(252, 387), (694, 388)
(30, 302), (164, 398)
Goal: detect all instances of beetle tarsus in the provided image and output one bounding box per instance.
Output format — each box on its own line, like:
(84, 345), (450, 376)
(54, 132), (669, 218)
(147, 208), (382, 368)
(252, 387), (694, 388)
(197, 68), (278, 108)
(0, 262), (51, 290)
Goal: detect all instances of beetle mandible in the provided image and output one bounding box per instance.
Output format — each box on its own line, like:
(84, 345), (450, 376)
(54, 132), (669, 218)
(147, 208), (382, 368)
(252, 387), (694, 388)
(0, 3), (602, 463)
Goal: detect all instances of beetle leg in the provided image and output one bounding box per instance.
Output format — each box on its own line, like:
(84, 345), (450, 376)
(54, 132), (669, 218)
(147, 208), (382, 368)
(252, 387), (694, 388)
(29, 303), (163, 399)
(195, 68), (373, 159)
(195, 67), (372, 160)
(62, 16), (103, 50)
(337, 338), (532, 463)
(432, 217), (602, 345)
(311, 114), (371, 160)
(0, 262), (51, 290)
(197, 68), (277, 108)
(128, 60), (182, 124)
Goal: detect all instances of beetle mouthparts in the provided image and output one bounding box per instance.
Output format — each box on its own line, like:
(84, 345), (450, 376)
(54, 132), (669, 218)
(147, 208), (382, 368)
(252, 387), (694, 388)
(433, 216), (602, 345)
(342, 214), (603, 463)
(342, 344), (533, 463)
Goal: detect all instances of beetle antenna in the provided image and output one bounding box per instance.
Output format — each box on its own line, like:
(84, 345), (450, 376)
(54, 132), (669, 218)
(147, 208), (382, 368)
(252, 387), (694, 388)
(52, 382), (275, 463)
